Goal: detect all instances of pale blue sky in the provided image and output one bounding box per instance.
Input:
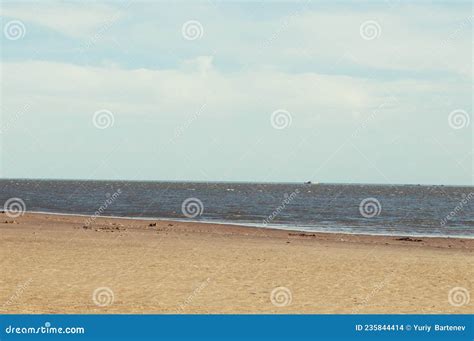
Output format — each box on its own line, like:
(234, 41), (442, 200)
(0, 1), (472, 185)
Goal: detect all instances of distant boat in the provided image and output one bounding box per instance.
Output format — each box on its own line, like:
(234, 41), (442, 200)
(304, 181), (320, 185)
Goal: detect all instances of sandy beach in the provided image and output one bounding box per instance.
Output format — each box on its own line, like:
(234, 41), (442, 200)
(0, 212), (472, 314)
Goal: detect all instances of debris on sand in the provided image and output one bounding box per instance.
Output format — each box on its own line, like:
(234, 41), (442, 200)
(94, 226), (126, 232)
(396, 237), (422, 242)
(288, 233), (316, 237)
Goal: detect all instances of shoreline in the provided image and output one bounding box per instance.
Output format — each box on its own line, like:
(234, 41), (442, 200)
(2, 211), (474, 251)
(23, 211), (474, 241)
(1, 212), (472, 314)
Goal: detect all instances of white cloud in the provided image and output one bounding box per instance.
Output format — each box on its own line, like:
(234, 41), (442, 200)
(2, 56), (466, 132)
(1, 2), (470, 125)
(245, 6), (472, 78)
(0, 2), (124, 38)
(1, 58), (392, 119)
(0, 2), (471, 184)
(1, 2), (470, 79)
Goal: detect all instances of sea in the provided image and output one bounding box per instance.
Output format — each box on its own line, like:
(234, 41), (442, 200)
(0, 179), (473, 238)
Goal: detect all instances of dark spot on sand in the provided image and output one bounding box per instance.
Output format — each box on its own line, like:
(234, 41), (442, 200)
(396, 237), (422, 242)
(149, 223), (157, 227)
(288, 233), (316, 237)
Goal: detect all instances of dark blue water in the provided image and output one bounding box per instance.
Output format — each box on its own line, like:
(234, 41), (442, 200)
(1, 179), (473, 237)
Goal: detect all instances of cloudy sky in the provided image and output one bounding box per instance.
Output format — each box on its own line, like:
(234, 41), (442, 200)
(0, 1), (472, 185)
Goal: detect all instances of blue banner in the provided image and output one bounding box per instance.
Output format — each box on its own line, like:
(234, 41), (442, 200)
(1, 315), (473, 340)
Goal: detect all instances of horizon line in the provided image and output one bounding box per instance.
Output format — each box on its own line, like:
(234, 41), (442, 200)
(0, 177), (472, 187)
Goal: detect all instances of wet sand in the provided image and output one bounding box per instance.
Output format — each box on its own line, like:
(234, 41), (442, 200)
(1, 212), (472, 314)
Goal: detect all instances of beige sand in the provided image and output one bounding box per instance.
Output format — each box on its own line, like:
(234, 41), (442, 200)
(0, 212), (472, 314)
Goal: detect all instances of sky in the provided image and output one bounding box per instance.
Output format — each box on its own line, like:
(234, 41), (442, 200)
(0, 0), (472, 185)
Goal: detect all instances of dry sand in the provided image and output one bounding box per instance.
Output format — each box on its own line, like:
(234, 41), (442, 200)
(1, 212), (472, 314)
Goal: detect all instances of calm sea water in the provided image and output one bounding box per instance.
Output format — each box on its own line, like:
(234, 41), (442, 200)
(1, 179), (473, 238)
